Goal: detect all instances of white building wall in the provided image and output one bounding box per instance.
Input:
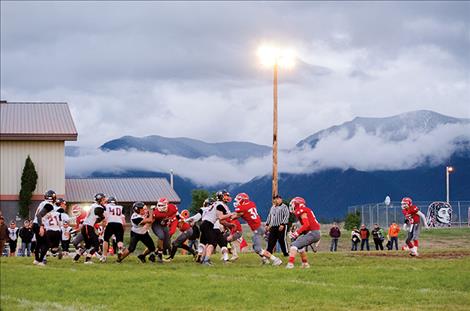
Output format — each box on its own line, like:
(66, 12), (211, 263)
(0, 141), (65, 196)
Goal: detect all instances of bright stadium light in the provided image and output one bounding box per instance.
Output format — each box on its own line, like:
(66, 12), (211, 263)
(257, 45), (296, 69)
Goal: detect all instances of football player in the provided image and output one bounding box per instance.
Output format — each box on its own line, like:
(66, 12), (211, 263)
(151, 197), (178, 262)
(226, 217), (242, 261)
(167, 211), (197, 260)
(401, 197), (428, 256)
(286, 197), (321, 269)
(74, 193), (107, 264)
(101, 196), (126, 262)
(44, 199), (66, 260)
(231, 193), (282, 266)
(185, 198), (213, 263)
(32, 190), (57, 265)
(118, 202), (156, 263)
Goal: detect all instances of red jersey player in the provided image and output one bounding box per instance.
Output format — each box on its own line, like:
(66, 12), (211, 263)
(401, 197), (427, 256)
(231, 193), (282, 266)
(150, 197), (178, 262)
(286, 197), (321, 269)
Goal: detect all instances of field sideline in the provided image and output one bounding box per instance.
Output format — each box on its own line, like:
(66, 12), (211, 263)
(1, 228), (470, 311)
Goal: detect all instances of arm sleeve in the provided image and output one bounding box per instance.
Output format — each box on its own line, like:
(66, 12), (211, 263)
(281, 206), (290, 225)
(187, 213), (202, 223)
(296, 214), (310, 235)
(265, 210), (272, 226)
(216, 205), (227, 214)
(95, 207), (105, 223)
(36, 203), (54, 226)
(131, 217), (143, 226)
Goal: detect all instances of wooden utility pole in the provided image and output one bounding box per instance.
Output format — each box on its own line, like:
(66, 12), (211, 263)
(272, 62), (279, 198)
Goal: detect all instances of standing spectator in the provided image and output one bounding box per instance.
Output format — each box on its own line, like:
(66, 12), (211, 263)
(360, 224), (370, 251)
(329, 222), (341, 252)
(388, 222), (400, 250)
(0, 216), (7, 256)
(351, 227), (361, 251)
(371, 224), (385, 250)
(19, 220), (34, 257)
(265, 194), (290, 257)
(7, 221), (19, 256)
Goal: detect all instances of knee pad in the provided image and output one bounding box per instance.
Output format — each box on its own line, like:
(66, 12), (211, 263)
(298, 247), (306, 253)
(290, 246), (298, 252)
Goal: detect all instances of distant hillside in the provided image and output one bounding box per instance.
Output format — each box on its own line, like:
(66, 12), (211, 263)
(100, 135), (271, 160)
(297, 110), (470, 148)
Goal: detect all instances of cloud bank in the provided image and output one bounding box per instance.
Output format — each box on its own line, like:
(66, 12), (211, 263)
(65, 123), (470, 186)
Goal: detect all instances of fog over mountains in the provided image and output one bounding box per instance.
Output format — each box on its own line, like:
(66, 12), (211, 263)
(66, 110), (470, 219)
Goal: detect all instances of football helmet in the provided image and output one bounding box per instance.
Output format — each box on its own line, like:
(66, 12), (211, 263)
(180, 209), (190, 219)
(157, 197), (169, 212)
(44, 190), (57, 201)
(94, 193), (106, 203)
(234, 193), (249, 207)
(401, 197), (412, 209)
(289, 197), (306, 212)
(133, 201), (145, 213)
(203, 198), (215, 207)
(55, 198), (66, 206)
(107, 196), (117, 204)
(216, 190), (232, 203)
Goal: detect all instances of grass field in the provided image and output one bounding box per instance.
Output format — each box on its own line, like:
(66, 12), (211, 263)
(1, 228), (470, 311)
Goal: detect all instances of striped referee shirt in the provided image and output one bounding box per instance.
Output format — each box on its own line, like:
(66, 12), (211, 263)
(266, 203), (290, 227)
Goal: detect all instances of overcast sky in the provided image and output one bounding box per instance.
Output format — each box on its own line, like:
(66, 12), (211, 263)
(1, 1), (469, 149)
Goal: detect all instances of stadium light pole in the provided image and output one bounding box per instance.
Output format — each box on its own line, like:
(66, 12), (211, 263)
(446, 166), (454, 203)
(257, 45), (295, 198)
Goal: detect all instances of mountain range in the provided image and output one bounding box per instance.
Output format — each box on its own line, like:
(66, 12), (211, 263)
(66, 110), (470, 220)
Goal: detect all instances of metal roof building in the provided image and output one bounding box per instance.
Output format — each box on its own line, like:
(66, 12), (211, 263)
(0, 101), (78, 221)
(0, 102), (78, 141)
(65, 178), (180, 204)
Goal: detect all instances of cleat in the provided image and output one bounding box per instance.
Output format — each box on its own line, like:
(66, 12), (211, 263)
(99, 257), (107, 263)
(84, 260), (93, 265)
(285, 262), (295, 269)
(201, 260), (213, 266)
(37, 262), (46, 267)
(272, 258), (283, 266)
(149, 254), (156, 263)
(137, 254), (146, 263)
(301, 263), (311, 269)
(73, 254), (81, 262)
(261, 257), (270, 265)
(229, 256), (239, 262)
(58, 250), (63, 260)
(33, 260), (39, 265)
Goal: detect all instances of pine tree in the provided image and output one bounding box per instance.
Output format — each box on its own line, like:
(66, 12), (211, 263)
(189, 189), (210, 216)
(19, 155), (38, 219)
(344, 211), (361, 231)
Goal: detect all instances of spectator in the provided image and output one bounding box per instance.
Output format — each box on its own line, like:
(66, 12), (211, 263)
(360, 224), (370, 251)
(7, 221), (19, 256)
(329, 222), (341, 252)
(371, 224), (385, 250)
(19, 220), (34, 257)
(0, 216), (7, 256)
(351, 227), (361, 251)
(388, 222), (400, 250)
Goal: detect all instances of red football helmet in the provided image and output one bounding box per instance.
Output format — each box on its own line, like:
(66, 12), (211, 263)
(289, 197), (306, 212)
(157, 197), (169, 212)
(234, 193), (249, 207)
(180, 209), (190, 219)
(401, 197), (412, 209)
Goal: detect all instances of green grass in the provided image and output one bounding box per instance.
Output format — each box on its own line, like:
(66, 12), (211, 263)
(1, 228), (470, 311)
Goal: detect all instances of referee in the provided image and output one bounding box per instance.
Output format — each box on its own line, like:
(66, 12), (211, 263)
(265, 194), (290, 257)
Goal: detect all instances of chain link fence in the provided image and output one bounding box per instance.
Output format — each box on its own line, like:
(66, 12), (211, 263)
(348, 201), (470, 228)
